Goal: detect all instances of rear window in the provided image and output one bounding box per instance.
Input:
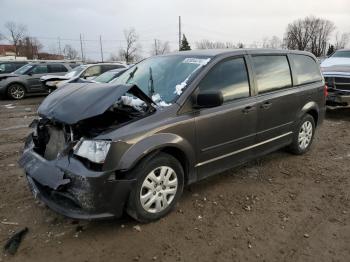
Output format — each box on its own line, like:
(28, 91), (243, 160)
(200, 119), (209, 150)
(291, 55), (322, 85)
(252, 56), (292, 94)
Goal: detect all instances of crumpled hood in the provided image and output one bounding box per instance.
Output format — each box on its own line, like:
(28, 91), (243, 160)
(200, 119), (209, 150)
(38, 82), (154, 124)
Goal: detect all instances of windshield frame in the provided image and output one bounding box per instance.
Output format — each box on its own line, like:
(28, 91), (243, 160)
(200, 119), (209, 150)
(111, 54), (212, 104)
(13, 64), (35, 75)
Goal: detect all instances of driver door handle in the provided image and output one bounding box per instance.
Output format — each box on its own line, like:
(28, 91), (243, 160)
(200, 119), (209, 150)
(242, 106), (255, 114)
(260, 101), (272, 109)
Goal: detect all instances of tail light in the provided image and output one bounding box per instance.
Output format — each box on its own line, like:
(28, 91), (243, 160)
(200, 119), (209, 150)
(324, 85), (328, 97)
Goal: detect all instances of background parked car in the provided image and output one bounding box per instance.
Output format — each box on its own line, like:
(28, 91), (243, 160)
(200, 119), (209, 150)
(41, 63), (127, 90)
(321, 49), (350, 106)
(92, 68), (128, 83)
(0, 61), (28, 74)
(0, 62), (76, 99)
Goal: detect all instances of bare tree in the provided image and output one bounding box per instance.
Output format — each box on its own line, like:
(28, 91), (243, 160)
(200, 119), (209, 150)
(20, 36), (43, 59)
(119, 28), (139, 63)
(195, 40), (237, 49)
(4, 21), (27, 57)
(63, 44), (79, 60)
(262, 36), (283, 49)
(284, 16), (335, 57)
(151, 39), (170, 55)
(334, 32), (350, 50)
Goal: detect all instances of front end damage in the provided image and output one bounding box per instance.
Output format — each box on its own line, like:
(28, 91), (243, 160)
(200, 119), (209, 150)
(19, 83), (155, 219)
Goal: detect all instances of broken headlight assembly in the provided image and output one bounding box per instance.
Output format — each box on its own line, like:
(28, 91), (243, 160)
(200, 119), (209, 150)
(74, 140), (111, 164)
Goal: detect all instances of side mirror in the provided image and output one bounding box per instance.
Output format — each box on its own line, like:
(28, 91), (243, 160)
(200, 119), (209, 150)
(195, 90), (223, 108)
(83, 73), (91, 79)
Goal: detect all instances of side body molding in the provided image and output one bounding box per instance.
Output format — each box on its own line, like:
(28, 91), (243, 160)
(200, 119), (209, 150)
(104, 133), (197, 184)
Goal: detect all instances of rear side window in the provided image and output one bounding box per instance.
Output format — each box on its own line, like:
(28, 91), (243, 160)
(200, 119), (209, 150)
(252, 56), (292, 94)
(48, 64), (68, 73)
(199, 57), (250, 102)
(291, 55), (322, 85)
(31, 65), (48, 74)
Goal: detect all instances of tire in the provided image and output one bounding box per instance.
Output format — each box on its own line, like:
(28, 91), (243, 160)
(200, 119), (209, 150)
(126, 152), (184, 223)
(289, 114), (315, 155)
(7, 84), (26, 100)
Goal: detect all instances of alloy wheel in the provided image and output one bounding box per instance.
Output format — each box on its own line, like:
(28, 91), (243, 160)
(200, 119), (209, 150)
(298, 120), (313, 150)
(140, 166), (178, 213)
(9, 85), (25, 99)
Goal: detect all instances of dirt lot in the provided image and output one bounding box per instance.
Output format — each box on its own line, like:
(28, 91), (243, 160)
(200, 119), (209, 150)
(0, 96), (349, 262)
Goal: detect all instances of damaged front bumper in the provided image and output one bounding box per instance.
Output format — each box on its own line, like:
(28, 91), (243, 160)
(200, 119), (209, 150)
(19, 135), (136, 220)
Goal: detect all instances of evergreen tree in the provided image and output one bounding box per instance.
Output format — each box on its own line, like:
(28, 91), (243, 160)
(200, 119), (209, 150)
(326, 44), (335, 56)
(180, 34), (191, 51)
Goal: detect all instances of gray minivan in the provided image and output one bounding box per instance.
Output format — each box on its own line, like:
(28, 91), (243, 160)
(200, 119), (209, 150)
(20, 49), (326, 222)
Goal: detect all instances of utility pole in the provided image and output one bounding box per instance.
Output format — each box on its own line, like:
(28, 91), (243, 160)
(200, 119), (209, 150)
(178, 16), (182, 51)
(58, 37), (62, 56)
(79, 33), (84, 62)
(99, 35), (104, 62)
(154, 39), (158, 55)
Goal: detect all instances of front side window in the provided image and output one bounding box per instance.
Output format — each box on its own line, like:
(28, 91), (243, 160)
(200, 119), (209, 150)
(198, 57), (250, 102)
(291, 55), (322, 85)
(252, 56), (292, 94)
(31, 65), (48, 74)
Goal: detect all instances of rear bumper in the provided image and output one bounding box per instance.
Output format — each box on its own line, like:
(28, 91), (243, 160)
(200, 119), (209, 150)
(326, 91), (350, 105)
(19, 135), (136, 220)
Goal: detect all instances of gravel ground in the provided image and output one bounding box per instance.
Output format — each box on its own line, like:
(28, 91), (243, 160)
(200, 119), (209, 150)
(0, 96), (349, 262)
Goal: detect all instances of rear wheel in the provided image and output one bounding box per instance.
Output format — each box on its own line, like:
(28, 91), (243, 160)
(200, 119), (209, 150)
(289, 114), (315, 155)
(127, 153), (184, 222)
(7, 84), (26, 100)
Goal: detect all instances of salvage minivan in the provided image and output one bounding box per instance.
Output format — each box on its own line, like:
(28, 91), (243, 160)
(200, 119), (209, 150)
(19, 49), (326, 222)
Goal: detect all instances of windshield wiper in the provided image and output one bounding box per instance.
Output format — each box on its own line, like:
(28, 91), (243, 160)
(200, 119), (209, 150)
(126, 66), (138, 84)
(148, 67), (155, 97)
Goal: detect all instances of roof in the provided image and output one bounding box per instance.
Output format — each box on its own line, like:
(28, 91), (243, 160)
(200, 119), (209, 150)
(163, 48), (316, 59)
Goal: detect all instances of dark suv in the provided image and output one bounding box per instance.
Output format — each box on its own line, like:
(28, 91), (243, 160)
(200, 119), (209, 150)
(19, 49), (326, 222)
(0, 62), (75, 99)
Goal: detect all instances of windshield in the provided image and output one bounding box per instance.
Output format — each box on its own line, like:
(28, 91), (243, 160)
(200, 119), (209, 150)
(64, 65), (87, 78)
(13, 64), (34, 75)
(331, 51), (350, 58)
(94, 71), (120, 83)
(112, 55), (211, 103)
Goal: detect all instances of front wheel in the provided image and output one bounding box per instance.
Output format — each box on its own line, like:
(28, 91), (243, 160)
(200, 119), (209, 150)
(289, 114), (315, 155)
(127, 153), (184, 223)
(7, 84), (26, 100)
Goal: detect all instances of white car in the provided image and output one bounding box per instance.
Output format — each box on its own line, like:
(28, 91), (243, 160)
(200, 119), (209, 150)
(321, 49), (350, 106)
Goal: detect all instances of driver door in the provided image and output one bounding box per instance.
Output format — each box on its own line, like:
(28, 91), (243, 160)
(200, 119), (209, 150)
(27, 64), (49, 91)
(194, 56), (258, 180)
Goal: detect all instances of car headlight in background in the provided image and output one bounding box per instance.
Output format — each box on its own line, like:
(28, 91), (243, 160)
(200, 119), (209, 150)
(45, 81), (60, 87)
(74, 140), (111, 164)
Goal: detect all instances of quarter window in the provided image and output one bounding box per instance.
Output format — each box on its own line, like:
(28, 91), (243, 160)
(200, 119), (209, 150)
(291, 55), (322, 85)
(198, 58), (250, 102)
(252, 56), (292, 94)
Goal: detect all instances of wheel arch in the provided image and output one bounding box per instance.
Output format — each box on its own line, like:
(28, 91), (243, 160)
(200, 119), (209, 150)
(106, 133), (197, 185)
(299, 101), (319, 126)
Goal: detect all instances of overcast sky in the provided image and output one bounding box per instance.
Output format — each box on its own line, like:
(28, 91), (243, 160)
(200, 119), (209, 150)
(0, 0), (349, 60)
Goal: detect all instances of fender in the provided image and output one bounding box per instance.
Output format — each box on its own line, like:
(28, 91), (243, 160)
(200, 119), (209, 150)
(297, 101), (320, 126)
(104, 133), (197, 182)
(6, 80), (28, 91)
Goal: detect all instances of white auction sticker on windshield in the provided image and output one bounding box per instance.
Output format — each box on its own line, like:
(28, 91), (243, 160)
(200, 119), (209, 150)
(182, 58), (210, 65)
